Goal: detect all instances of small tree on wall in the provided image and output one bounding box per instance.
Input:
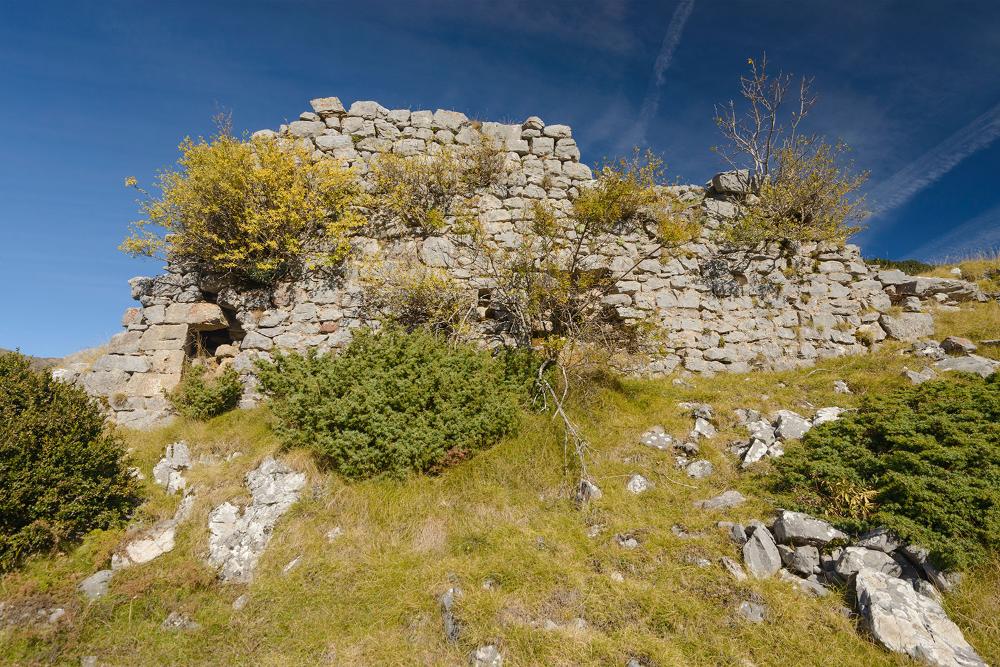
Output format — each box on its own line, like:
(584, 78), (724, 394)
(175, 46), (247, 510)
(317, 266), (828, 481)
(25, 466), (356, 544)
(713, 54), (869, 248)
(453, 151), (703, 488)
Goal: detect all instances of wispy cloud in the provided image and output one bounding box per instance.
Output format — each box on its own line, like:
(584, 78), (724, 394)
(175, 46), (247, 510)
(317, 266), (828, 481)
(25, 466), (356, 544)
(908, 202), (1000, 262)
(865, 100), (1000, 222)
(619, 0), (695, 151)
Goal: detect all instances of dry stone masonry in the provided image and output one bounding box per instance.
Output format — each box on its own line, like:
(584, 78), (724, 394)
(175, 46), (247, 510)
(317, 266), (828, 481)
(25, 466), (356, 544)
(61, 96), (990, 428)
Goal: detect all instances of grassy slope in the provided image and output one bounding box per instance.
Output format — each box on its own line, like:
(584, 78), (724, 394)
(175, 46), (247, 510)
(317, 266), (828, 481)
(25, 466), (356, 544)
(2, 301), (998, 666)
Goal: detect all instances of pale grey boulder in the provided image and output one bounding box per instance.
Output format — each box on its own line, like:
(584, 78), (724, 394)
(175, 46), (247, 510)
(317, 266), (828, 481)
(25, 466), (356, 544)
(772, 510), (847, 546)
(685, 459), (714, 479)
(835, 546), (906, 581)
(778, 569), (829, 597)
(854, 568), (986, 667)
(879, 313), (934, 342)
(782, 545), (821, 576)
(720, 556), (747, 581)
(639, 426), (673, 451)
(161, 611), (199, 631)
(440, 586), (462, 642)
(773, 410), (811, 440)
(694, 490), (745, 510)
(742, 526), (781, 579)
(152, 442), (191, 494)
(812, 407), (846, 426)
(711, 170), (751, 195)
(935, 354), (998, 378)
(78, 569), (113, 600)
(940, 336), (977, 354)
(903, 367), (937, 385)
(737, 600), (766, 623)
(625, 474), (653, 495)
(855, 527), (903, 554)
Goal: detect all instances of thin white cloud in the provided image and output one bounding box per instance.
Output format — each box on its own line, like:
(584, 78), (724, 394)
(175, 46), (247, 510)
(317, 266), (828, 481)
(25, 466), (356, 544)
(866, 100), (1000, 220)
(619, 0), (695, 151)
(908, 202), (1000, 262)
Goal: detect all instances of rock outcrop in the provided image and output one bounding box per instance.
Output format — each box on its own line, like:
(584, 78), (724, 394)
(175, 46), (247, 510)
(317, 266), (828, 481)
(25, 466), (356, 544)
(207, 458), (306, 582)
(855, 568), (986, 667)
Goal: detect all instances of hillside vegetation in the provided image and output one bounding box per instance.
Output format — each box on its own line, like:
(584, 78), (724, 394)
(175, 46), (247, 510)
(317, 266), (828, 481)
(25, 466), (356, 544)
(2, 300), (997, 666)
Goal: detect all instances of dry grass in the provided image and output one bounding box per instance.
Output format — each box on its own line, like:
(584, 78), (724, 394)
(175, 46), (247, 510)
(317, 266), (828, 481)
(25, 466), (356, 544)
(1, 303), (997, 666)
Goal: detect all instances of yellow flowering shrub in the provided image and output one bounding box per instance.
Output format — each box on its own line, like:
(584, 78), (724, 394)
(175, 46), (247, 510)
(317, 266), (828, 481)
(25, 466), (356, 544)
(121, 128), (365, 285)
(367, 138), (508, 233)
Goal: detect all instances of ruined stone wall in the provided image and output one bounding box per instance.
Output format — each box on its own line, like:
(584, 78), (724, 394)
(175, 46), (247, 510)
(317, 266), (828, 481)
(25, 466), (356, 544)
(64, 97), (983, 429)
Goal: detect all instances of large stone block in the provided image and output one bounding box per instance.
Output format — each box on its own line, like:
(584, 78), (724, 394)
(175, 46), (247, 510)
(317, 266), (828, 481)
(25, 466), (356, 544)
(92, 354), (150, 374)
(108, 331), (142, 354)
(879, 313), (934, 342)
(139, 324), (189, 351)
(310, 96), (344, 116)
(126, 372), (182, 397)
(164, 303), (227, 331)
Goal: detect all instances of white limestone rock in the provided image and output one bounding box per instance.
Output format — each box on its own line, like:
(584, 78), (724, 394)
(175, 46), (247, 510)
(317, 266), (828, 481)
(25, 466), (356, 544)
(854, 568), (986, 667)
(152, 442), (191, 494)
(207, 457), (306, 582)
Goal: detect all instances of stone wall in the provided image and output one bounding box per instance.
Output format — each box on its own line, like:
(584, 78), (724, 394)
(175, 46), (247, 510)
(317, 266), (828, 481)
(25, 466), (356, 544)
(62, 97), (986, 429)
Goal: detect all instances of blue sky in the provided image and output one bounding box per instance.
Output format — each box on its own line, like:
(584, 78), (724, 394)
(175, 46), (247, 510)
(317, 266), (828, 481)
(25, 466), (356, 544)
(2, 0), (999, 357)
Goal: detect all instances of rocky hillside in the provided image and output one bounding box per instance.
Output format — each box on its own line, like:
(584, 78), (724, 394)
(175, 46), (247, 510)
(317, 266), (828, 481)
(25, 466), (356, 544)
(2, 292), (997, 666)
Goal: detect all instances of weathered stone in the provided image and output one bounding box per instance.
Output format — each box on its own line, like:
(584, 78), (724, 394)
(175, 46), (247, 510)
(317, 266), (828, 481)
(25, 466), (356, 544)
(691, 417), (717, 439)
(737, 600), (766, 623)
(626, 474), (653, 495)
(575, 479), (603, 503)
(812, 407), (845, 425)
(720, 556), (747, 581)
(711, 170), (751, 195)
(742, 526), (782, 578)
(772, 510), (847, 546)
(855, 527), (903, 554)
(685, 459), (714, 478)
(440, 586), (462, 642)
(78, 569), (113, 600)
(940, 336), (977, 354)
(782, 545), (820, 576)
(773, 410), (811, 440)
(161, 611), (200, 631)
(432, 109), (468, 130)
(879, 313), (934, 342)
(639, 425), (672, 450)
(778, 569), (829, 597)
(310, 96), (344, 116)
(287, 120), (325, 138)
(935, 354), (998, 378)
(854, 568), (986, 667)
(835, 546), (904, 580)
(695, 490), (745, 510)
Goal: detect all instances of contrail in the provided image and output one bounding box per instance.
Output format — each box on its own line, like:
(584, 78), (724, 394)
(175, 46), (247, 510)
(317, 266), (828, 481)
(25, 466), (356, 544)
(623, 0), (695, 149)
(866, 100), (1000, 222)
(908, 202), (1000, 262)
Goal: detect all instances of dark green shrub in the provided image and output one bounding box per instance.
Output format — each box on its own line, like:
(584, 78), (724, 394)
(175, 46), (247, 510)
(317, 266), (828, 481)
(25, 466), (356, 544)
(168, 364), (243, 420)
(865, 257), (935, 275)
(256, 327), (537, 480)
(0, 351), (141, 572)
(770, 373), (1000, 571)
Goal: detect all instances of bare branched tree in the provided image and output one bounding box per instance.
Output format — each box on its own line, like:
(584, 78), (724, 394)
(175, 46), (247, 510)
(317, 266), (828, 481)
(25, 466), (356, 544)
(713, 53), (816, 187)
